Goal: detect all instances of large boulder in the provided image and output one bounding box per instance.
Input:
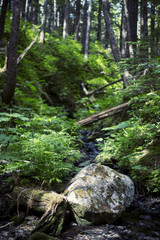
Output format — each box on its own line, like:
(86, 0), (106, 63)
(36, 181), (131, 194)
(65, 163), (134, 225)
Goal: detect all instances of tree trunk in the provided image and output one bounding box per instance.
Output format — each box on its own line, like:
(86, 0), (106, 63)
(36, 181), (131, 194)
(150, 1), (155, 57)
(102, 0), (121, 62)
(26, 0), (32, 22)
(155, 6), (160, 56)
(74, 0), (85, 41)
(63, 0), (69, 39)
(140, 0), (148, 60)
(74, 0), (81, 41)
(53, 0), (57, 30)
(33, 0), (39, 25)
(12, 187), (67, 236)
(127, 0), (138, 51)
(81, 0), (88, 51)
(0, 0), (9, 46)
(84, 0), (92, 60)
(121, 0), (133, 58)
(1, 0), (21, 104)
(48, 0), (53, 33)
(97, 0), (102, 42)
(21, 0), (26, 20)
(40, 0), (48, 44)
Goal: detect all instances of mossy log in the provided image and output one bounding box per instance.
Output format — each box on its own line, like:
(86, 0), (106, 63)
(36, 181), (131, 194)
(13, 187), (65, 215)
(12, 187), (68, 236)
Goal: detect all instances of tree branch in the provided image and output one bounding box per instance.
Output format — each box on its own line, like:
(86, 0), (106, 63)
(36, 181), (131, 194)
(81, 79), (122, 96)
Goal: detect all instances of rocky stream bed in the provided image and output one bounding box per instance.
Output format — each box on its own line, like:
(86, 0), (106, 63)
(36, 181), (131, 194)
(0, 131), (160, 240)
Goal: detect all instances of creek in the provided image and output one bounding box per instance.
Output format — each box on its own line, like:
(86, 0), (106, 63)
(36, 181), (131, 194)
(0, 130), (160, 240)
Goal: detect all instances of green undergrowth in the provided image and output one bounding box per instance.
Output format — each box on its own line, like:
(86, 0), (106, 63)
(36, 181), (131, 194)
(97, 90), (160, 193)
(0, 102), (82, 188)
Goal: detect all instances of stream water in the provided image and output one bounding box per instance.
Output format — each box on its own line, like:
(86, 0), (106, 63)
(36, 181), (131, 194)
(0, 130), (160, 240)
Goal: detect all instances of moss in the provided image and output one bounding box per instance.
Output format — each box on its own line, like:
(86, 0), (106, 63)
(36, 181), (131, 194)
(11, 213), (25, 225)
(28, 232), (58, 240)
(95, 153), (113, 167)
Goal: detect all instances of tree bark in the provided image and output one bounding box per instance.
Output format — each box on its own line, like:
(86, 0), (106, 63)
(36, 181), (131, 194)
(97, 0), (102, 41)
(12, 187), (65, 214)
(1, 0), (21, 104)
(127, 0), (138, 51)
(0, 0), (9, 46)
(74, 0), (85, 41)
(26, 0), (32, 22)
(151, 1), (155, 57)
(33, 0), (39, 25)
(21, 0), (26, 20)
(13, 187), (67, 236)
(84, 0), (92, 59)
(102, 0), (121, 62)
(40, 0), (48, 44)
(53, 0), (57, 30)
(47, 0), (53, 33)
(76, 102), (129, 126)
(74, 0), (81, 40)
(63, 0), (69, 39)
(121, 0), (133, 58)
(140, 0), (148, 60)
(81, 0), (88, 51)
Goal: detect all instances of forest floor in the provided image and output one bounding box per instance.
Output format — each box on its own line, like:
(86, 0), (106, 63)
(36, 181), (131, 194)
(0, 131), (160, 240)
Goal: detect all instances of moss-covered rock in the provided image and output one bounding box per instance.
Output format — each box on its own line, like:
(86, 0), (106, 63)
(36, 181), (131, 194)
(28, 232), (58, 240)
(65, 163), (134, 225)
(95, 153), (113, 167)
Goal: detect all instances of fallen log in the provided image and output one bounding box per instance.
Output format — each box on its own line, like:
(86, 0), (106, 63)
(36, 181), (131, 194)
(12, 187), (68, 236)
(12, 187), (65, 215)
(76, 102), (129, 125)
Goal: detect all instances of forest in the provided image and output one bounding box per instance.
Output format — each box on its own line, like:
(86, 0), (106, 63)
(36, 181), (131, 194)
(0, 0), (160, 239)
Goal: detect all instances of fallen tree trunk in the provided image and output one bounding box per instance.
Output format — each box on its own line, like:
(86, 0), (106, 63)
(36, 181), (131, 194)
(12, 187), (68, 236)
(76, 102), (129, 125)
(12, 187), (65, 215)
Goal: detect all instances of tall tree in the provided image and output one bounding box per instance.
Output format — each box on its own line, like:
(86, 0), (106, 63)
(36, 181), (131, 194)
(127, 0), (138, 49)
(53, 0), (57, 30)
(26, 0), (32, 22)
(63, 0), (69, 39)
(102, 0), (121, 62)
(81, 0), (88, 51)
(102, 0), (132, 87)
(0, 0), (9, 46)
(97, 0), (102, 41)
(150, 1), (155, 57)
(2, 0), (21, 104)
(48, 0), (53, 33)
(121, 0), (134, 58)
(140, 0), (148, 59)
(74, 0), (81, 40)
(74, 0), (85, 41)
(84, 0), (92, 59)
(140, 0), (148, 39)
(40, 0), (48, 44)
(33, 0), (39, 25)
(21, 0), (26, 20)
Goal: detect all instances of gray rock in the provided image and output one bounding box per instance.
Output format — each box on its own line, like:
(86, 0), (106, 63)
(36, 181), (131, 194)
(66, 164), (134, 225)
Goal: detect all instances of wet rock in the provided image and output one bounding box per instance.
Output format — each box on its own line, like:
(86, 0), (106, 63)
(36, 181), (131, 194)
(65, 163), (134, 225)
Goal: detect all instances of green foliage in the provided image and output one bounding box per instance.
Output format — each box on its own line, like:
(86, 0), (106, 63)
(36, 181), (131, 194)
(0, 104), (82, 187)
(97, 91), (160, 192)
